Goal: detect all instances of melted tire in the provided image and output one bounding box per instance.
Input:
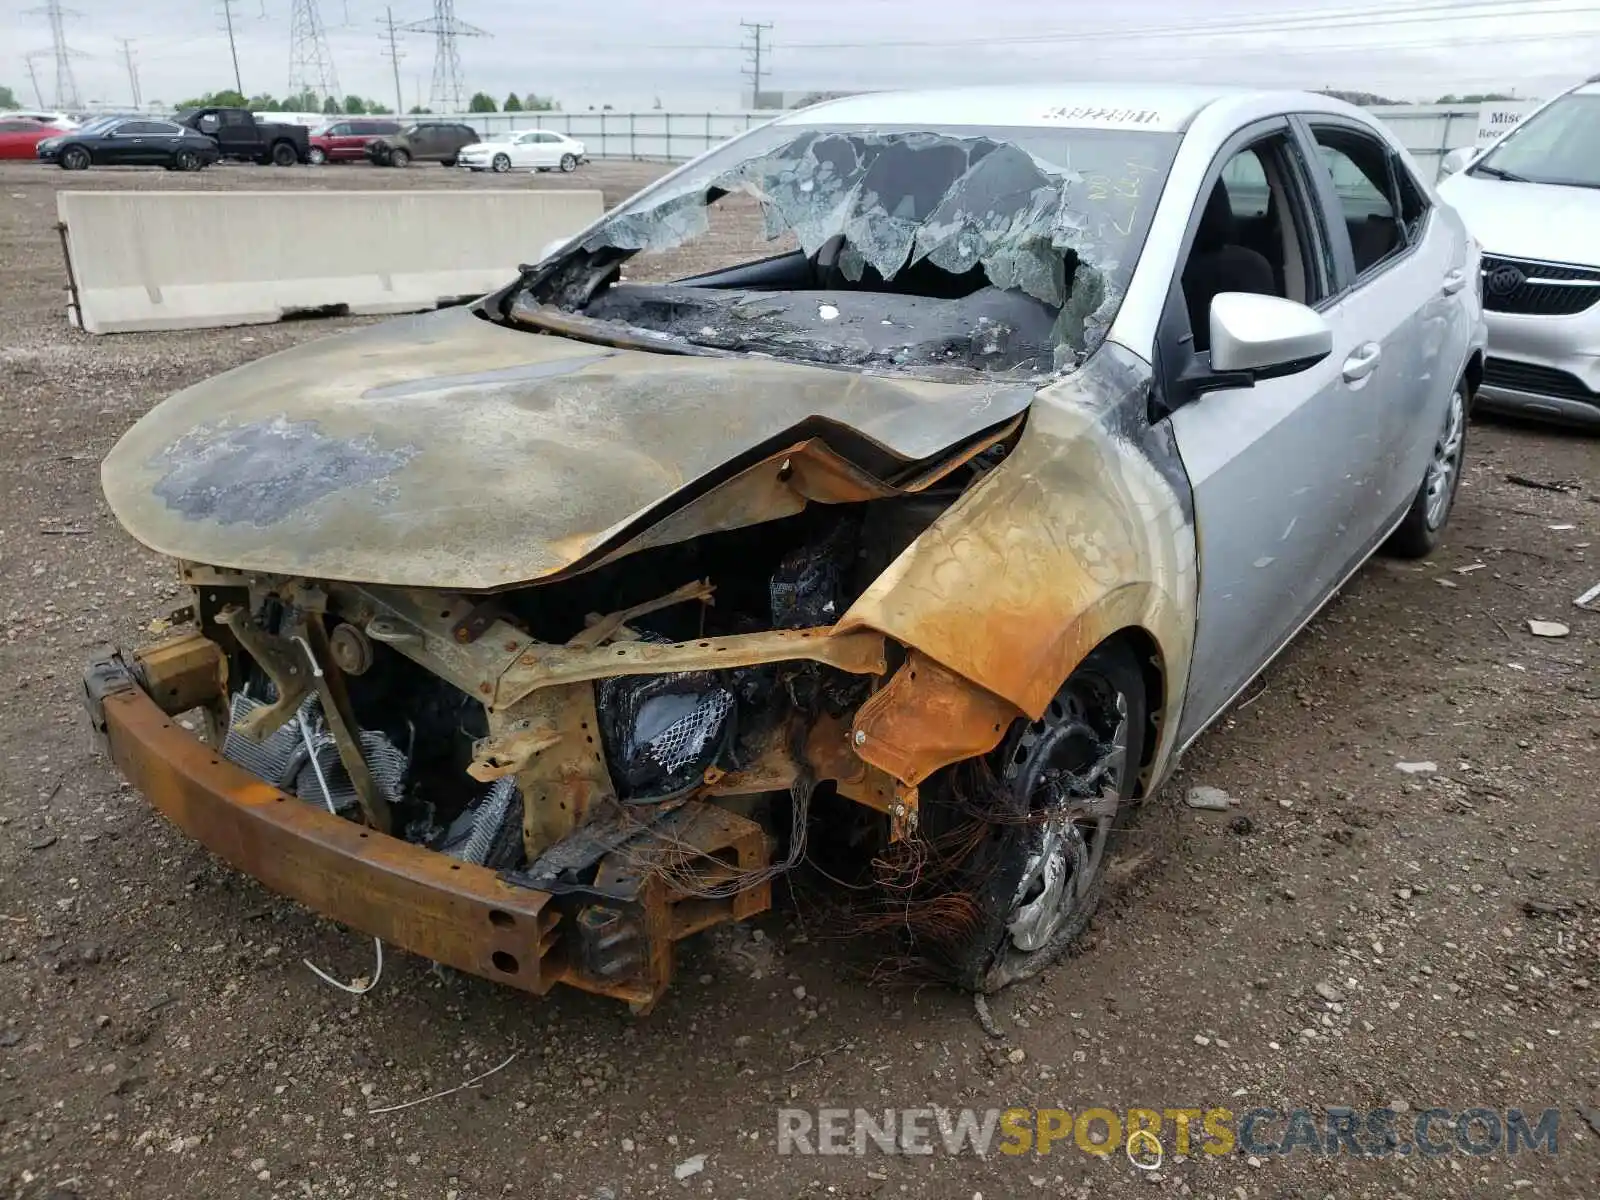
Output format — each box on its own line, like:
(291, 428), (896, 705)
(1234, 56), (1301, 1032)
(917, 641), (1147, 993)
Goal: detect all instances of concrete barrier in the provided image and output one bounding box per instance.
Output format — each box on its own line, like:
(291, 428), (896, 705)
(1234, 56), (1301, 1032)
(56, 189), (605, 334)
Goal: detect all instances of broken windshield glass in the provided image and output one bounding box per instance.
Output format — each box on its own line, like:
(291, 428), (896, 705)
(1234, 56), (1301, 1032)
(539, 122), (1178, 368)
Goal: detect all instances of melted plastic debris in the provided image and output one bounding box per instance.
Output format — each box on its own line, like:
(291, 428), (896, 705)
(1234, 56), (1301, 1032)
(580, 131), (1125, 348)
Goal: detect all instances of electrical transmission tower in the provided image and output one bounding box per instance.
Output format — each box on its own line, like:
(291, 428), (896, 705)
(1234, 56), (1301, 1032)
(378, 7), (407, 117)
(289, 0), (342, 110)
(404, 1), (488, 114)
(24, 0), (84, 111)
(116, 37), (143, 108)
(740, 20), (773, 108)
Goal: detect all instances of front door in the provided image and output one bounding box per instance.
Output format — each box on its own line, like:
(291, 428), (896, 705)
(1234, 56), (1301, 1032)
(1165, 124), (1372, 744)
(109, 122), (160, 165)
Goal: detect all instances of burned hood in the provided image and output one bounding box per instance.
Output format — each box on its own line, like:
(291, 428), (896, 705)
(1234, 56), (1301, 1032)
(102, 307), (1035, 590)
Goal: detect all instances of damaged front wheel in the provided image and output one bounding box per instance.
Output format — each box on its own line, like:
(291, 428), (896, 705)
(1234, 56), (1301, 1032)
(919, 642), (1146, 993)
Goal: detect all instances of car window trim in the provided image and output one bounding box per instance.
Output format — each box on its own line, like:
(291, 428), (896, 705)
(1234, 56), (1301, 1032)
(1387, 147), (1435, 246)
(1294, 114), (1422, 296)
(1151, 116), (1336, 418)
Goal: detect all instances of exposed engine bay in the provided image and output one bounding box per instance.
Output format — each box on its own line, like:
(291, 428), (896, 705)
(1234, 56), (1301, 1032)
(173, 465), (1000, 1007)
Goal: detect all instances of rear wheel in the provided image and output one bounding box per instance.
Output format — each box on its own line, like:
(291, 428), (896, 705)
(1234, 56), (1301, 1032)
(271, 142), (298, 167)
(173, 149), (202, 172)
(917, 641), (1146, 992)
(307, 146), (327, 165)
(60, 145), (90, 171)
(389, 147), (411, 167)
(559, 153), (578, 172)
(1384, 381), (1468, 559)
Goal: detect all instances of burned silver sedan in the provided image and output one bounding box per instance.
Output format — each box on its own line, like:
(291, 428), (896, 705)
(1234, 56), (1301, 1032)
(87, 84), (1484, 1010)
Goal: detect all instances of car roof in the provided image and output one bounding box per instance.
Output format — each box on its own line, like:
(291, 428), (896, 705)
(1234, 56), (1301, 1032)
(778, 83), (1351, 133)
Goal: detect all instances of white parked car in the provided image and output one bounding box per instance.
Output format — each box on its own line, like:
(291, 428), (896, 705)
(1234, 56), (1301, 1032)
(456, 129), (587, 173)
(1437, 76), (1600, 430)
(8, 110), (77, 130)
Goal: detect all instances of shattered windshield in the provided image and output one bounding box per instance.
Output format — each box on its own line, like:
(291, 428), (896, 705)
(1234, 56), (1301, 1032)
(525, 122), (1178, 373)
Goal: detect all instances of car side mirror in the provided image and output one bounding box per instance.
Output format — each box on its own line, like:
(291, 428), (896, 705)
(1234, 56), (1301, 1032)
(1208, 292), (1333, 380)
(1438, 146), (1476, 178)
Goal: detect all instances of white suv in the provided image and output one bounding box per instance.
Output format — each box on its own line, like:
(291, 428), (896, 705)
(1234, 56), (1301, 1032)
(1439, 77), (1600, 429)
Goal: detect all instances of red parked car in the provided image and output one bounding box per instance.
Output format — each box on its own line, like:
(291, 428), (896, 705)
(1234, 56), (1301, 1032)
(307, 118), (402, 165)
(0, 118), (57, 160)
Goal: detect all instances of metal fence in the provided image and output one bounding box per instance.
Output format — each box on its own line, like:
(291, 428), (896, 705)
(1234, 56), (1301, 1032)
(447, 104), (1492, 179)
(462, 111), (776, 161)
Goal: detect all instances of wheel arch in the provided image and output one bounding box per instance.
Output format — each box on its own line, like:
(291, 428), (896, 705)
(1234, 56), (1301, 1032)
(1097, 624), (1167, 798)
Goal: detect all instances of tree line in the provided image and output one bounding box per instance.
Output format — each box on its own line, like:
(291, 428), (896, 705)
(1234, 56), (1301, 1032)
(162, 88), (560, 115)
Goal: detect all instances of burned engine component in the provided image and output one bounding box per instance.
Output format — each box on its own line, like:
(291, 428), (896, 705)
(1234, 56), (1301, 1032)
(440, 777), (524, 869)
(770, 517), (859, 629)
(598, 671), (735, 801)
(327, 621), (374, 675)
(220, 691), (408, 816)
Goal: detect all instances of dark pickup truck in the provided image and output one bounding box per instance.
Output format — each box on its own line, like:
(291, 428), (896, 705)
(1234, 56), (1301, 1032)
(176, 107), (309, 166)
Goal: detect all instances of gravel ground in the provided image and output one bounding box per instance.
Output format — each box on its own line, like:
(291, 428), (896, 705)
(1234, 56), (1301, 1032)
(1, 158), (1597, 1200)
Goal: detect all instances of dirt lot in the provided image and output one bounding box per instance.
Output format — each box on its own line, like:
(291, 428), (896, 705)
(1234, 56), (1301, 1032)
(1, 158), (1596, 1200)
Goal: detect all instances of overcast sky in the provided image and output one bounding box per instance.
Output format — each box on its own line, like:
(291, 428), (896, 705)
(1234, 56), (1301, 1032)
(4, 0), (1597, 112)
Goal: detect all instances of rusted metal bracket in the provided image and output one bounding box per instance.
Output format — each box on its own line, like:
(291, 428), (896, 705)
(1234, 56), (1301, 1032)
(567, 579), (715, 649)
(450, 598), (505, 645)
(498, 626), (887, 708)
(214, 606), (311, 740)
(302, 615), (394, 834)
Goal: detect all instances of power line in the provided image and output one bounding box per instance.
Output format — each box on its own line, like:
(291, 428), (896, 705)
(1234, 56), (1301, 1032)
(217, 0), (244, 95)
(379, 6), (406, 117)
(289, 0), (342, 109)
(780, 0), (1599, 50)
(403, 0), (488, 114)
(116, 37), (142, 108)
(23, 0), (83, 110)
(24, 51), (48, 109)
(741, 20), (773, 106)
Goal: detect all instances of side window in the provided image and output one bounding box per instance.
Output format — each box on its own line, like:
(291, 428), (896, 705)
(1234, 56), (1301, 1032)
(1180, 132), (1324, 352)
(1309, 126), (1406, 277)
(1221, 150), (1269, 218)
(222, 110), (249, 128)
(1391, 154), (1430, 242)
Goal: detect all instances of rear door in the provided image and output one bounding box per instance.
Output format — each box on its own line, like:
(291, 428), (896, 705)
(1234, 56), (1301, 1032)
(219, 109), (257, 158)
(451, 125), (479, 157)
(1162, 119), (1371, 743)
(1295, 118), (1461, 557)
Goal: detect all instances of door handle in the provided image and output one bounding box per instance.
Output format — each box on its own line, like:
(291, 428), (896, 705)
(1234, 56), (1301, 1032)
(1441, 268), (1467, 295)
(1342, 343), (1382, 383)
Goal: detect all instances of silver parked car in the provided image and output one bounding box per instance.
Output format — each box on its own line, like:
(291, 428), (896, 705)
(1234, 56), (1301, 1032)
(88, 85), (1485, 1009)
(1439, 77), (1600, 429)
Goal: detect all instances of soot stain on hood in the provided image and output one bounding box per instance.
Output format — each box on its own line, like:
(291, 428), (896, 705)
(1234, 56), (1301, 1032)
(151, 415), (421, 527)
